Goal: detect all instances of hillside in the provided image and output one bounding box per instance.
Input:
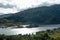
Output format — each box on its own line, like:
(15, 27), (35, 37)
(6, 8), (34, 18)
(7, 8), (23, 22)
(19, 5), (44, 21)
(0, 4), (60, 25)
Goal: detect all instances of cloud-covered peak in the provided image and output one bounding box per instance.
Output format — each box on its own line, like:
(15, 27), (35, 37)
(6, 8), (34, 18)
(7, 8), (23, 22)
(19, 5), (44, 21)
(0, 0), (60, 14)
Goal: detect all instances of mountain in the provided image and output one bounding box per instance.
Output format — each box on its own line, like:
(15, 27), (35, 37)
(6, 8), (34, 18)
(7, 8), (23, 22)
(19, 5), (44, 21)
(0, 4), (60, 24)
(0, 14), (13, 18)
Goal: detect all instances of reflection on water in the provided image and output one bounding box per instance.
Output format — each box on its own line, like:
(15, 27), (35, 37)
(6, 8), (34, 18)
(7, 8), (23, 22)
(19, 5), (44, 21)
(0, 27), (59, 35)
(0, 24), (60, 35)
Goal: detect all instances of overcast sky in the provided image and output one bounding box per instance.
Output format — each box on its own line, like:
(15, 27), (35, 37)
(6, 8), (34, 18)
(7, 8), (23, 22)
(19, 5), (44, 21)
(0, 0), (60, 14)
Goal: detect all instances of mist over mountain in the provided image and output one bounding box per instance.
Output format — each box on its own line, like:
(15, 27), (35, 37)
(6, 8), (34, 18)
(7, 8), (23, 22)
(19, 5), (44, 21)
(0, 4), (60, 24)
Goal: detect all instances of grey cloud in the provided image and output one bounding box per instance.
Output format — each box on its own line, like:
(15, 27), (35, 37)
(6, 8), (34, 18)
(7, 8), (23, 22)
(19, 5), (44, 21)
(0, 3), (16, 8)
(41, 2), (50, 6)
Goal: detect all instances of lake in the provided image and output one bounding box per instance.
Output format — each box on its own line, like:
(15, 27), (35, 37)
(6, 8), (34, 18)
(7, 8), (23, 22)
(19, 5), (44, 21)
(0, 24), (60, 35)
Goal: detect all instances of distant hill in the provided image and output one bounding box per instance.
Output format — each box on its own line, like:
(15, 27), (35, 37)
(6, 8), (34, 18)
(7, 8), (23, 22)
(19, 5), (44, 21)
(0, 4), (60, 24)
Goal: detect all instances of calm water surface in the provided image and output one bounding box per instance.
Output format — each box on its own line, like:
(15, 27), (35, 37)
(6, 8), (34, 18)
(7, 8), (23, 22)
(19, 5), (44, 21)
(0, 24), (60, 35)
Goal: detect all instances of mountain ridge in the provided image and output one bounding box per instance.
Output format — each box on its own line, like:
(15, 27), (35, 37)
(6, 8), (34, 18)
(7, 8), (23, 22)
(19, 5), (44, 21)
(0, 4), (60, 24)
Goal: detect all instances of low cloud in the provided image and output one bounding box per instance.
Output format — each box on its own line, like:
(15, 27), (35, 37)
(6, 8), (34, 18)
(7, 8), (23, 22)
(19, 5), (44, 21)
(0, 3), (18, 14)
(0, 3), (16, 8)
(0, 0), (60, 14)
